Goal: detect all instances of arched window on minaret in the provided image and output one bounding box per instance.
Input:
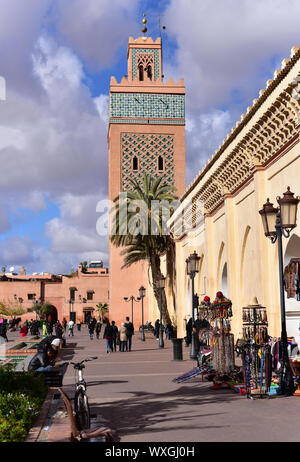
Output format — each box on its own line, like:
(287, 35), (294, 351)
(147, 65), (152, 80)
(133, 156), (138, 171)
(158, 155), (164, 171)
(138, 65), (144, 81)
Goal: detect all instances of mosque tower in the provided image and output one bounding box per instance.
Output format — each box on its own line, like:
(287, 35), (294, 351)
(108, 15), (186, 326)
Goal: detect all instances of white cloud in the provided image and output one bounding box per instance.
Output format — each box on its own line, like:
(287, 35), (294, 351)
(53, 0), (140, 70)
(185, 109), (233, 185)
(165, 0), (300, 111)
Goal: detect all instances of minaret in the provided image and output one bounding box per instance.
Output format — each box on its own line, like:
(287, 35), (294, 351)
(108, 15), (186, 326)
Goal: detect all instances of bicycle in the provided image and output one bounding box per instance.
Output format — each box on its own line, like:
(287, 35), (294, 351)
(59, 356), (98, 431)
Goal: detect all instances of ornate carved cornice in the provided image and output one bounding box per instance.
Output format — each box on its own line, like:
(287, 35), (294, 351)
(179, 47), (300, 218)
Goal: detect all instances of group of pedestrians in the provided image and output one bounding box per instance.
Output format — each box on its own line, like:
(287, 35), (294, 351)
(102, 317), (134, 354)
(154, 319), (174, 340)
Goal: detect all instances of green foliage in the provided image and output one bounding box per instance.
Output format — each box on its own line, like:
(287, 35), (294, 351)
(0, 417), (28, 442)
(96, 303), (109, 320)
(28, 301), (53, 319)
(80, 261), (88, 273)
(0, 366), (48, 442)
(0, 366), (48, 400)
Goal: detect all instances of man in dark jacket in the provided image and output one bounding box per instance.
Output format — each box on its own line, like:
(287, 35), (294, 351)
(28, 338), (60, 371)
(103, 321), (114, 353)
(125, 317), (134, 352)
(186, 317), (193, 346)
(111, 321), (118, 352)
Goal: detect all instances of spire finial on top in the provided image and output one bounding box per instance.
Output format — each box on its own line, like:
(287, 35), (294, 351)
(142, 13), (147, 35)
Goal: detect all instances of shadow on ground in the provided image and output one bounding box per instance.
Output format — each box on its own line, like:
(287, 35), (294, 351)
(89, 384), (235, 442)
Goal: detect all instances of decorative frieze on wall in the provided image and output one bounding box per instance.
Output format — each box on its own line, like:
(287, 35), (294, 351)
(109, 93), (185, 120)
(132, 48), (159, 80)
(120, 133), (174, 191)
(172, 49), (300, 225)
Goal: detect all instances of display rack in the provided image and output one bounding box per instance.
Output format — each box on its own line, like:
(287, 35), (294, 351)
(199, 294), (235, 384)
(241, 298), (272, 399)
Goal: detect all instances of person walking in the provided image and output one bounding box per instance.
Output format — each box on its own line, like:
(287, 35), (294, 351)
(20, 323), (28, 338)
(95, 320), (102, 340)
(166, 322), (173, 340)
(46, 320), (53, 335)
(42, 321), (47, 336)
(111, 321), (118, 352)
(154, 319), (160, 340)
(125, 316), (134, 352)
(62, 318), (67, 333)
(119, 323), (128, 352)
(88, 317), (96, 340)
(186, 317), (192, 347)
(55, 321), (63, 339)
(68, 319), (74, 337)
(103, 321), (114, 354)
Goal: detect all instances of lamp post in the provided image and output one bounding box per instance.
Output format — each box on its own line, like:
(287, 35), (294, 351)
(139, 286), (146, 341)
(259, 187), (300, 395)
(123, 295), (140, 326)
(157, 275), (166, 349)
(186, 251), (201, 360)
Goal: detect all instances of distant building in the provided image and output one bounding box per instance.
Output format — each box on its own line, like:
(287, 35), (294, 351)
(0, 263), (109, 323)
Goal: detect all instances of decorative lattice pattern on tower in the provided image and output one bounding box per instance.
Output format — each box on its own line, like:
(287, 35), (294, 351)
(132, 49), (159, 80)
(121, 133), (174, 190)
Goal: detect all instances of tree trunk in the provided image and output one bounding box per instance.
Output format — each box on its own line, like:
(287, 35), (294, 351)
(150, 252), (171, 326)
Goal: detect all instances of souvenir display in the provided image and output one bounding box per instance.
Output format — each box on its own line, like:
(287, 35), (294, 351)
(241, 298), (272, 398)
(200, 292), (235, 386)
(283, 258), (300, 300)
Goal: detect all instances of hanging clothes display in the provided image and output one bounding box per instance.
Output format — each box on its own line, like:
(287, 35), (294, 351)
(283, 259), (300, 300)
(199, 291), (235, 385)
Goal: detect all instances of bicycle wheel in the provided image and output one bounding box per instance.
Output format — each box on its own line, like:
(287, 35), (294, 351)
(74, 389), (90, 430)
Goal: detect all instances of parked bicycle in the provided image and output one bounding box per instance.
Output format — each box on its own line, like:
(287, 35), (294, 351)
(59, 356), (97, 431)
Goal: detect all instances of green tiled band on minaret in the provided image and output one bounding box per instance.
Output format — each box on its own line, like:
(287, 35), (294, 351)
(109, 93), (184, 119)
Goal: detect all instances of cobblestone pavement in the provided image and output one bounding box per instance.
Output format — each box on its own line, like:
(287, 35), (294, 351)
(9, 327), (300, 442)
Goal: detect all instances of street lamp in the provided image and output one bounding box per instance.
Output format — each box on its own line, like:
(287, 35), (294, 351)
(123, 295), (140, 326)
(259, 187), (300, 395)
(186, 251), (201, 360)
(139, 286), (146, 341)
(157, 275), (166, 349)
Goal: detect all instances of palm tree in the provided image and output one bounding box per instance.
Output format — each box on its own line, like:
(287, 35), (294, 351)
(80, 261), (88, 273)
(111, 174), (178, 326)
(27, 301), (53, 320)
(95, 302), (109, 321)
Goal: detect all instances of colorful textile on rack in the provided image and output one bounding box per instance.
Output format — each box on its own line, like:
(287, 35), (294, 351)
(283, 261), (299, 299)
(211, 332), (235, 375)
(198, 294), (233, 320)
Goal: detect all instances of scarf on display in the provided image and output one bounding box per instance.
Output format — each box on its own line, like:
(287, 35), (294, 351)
(199, 293), (233, 320)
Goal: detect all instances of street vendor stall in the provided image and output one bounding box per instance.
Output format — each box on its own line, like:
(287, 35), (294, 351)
(199, 291), (235, 388)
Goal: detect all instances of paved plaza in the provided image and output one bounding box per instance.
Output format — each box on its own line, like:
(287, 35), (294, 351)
(29, 325), (300, 443)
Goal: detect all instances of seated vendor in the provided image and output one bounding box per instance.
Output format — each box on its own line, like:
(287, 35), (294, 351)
(28, 338), (60, 372)
(193, 312), (210, 353)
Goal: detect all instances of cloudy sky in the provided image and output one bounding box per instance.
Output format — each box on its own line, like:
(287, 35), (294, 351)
(0, 0), (300, 274)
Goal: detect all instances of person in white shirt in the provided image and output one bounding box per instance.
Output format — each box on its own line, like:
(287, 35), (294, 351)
(68, 319), (74, 337)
